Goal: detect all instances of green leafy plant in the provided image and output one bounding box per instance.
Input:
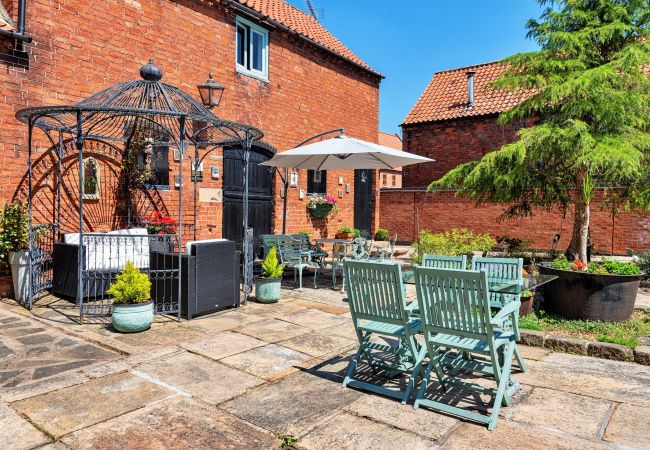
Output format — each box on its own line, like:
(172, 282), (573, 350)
(627, 248), (650, 275)
(521, 289), (533, 298)
(497, 235), (530, 257)
(552, 256), (641, 275)
(296, 230), (311, 239)
(337, 225), (354, 234)
(374, 228), (389, 241)
(0, 201), (29, 265)
(353, 228), (361, 238)
(429, 0), (650, 263)
(411, 228), (496, 264)
(260, 247), (284, 279)
(106, 262), (151, 305)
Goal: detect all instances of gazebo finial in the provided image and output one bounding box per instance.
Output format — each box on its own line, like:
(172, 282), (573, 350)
(140, 59), (163, 81)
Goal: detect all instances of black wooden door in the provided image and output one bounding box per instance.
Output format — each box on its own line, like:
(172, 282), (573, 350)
(222, 146), (274, 247)
(354, 169), (373, 237)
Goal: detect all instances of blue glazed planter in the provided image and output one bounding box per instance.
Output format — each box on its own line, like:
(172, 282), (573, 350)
(254, 277), (281, 303)
(112, 301), (154, 333)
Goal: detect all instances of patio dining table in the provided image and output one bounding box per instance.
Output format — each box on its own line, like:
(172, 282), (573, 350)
(401, 271), (558, 295)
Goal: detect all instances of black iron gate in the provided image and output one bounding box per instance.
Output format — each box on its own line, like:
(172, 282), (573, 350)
(222, 145), (274, 249)
(354, 169), (373, 237)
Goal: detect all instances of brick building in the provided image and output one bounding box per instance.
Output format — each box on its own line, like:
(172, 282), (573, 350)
(380, 61), (649, 253)
(0, 0), (382, 246)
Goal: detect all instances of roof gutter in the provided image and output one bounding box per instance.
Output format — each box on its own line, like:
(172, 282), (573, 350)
(222, 0), (384, 79)
(0, 0), (32, 43)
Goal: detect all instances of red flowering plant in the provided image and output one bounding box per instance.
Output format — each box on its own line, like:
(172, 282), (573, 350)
(571, 260), (587, 271)
(145, 211), (177, 235)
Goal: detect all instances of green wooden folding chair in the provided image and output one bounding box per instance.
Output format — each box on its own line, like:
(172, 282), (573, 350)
(471, 256), (526, 372)
(413, 267), (521, 430)
(421, 254), (467, 269)
(342, 260), (426, 404)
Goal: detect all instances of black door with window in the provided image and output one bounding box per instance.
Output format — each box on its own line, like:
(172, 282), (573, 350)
(222, 146), (274, 248)
(354, 169), (373, 237)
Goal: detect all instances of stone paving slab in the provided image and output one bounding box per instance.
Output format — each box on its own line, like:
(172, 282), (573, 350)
(298, 412), (434, 450)
(440, 420), (617, 449)
(105, 324), (206, 351)
(1, 371), (89, 403)
(320, 322), (358, 340)
(62, 397), (278, 450)
(604, 403), (650, 449)
(345, 394), (459, 441)
(281, 308), (349, 330)
(181, 310), (264, 333)
(11, 372), (176, 437)
(280, 331), (356, 357)
(135, 351), (264, 404)
(505, 387), (614, 439)
(180, 331), (266, 360)
(0, 403), (51, 449)
(289, 299), (350, 315)
(222, 371), (361, 436)
(519, 354), (650, 407)
(235, 318), (311, 343)
(243, 300), (308, 319)
(220, 343), (311, 381)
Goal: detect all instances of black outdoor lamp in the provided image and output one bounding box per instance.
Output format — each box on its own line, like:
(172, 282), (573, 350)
(197, 72), (225, 109)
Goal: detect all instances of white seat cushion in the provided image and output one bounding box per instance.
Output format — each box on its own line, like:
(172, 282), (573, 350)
(63, 229), (150, 270)
(185, 238), (227, 255)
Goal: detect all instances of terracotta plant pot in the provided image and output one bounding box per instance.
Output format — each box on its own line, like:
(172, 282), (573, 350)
(519, 295), (534, 317)
(336, 232), (354, 240)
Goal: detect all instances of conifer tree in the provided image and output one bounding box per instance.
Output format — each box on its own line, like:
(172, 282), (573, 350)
(431, 0), (650, 261)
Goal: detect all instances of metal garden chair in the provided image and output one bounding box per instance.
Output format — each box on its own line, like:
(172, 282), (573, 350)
(413, 267), (521, 430)
(471, 256), (526, 372)
(421, 254), (467, 269)
(277, 238), (321, 289)
(342, 260), (426, 403)
(332, 237), (370, 288)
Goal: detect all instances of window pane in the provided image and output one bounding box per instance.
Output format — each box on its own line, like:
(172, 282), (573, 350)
(237, 25), (247, 67)
(151, 146), (170, 186)
(251, 30), (263, 71)
(308, 170), (327, 194)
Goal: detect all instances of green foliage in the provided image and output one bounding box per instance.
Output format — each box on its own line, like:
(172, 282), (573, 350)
(261, 247), (284, 279)
(337, 225), (354, 234)
(275, 433), (297, 447)
(0, 202), (29, 265)
(296, 230), (311, 239)
(627, 248), (650, 274)
(374, 228), (390, 241)
(520, 309), (650, 349)
(107, 262), (151, 305)
(429, 0), (650, 259)
(411, 228), (496, 264)
(521, 289), (534, 297)
(552, 256), (641, 275)
(353, 228), (361, 238)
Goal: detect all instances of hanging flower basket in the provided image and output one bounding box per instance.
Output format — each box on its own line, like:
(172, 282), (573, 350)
(307, 194), (338, 219)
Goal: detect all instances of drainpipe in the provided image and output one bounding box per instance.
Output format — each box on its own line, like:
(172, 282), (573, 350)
(0, 0), (32, 42)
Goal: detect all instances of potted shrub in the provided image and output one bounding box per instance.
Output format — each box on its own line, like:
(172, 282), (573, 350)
(519, 289), (534, 317)
(254, 246), (284, 303)
(374, 228), (389, 241)
(0, 202), (30, 303)
(107, 261), (153, 333)
(538, 257), (643, 322)
(336, 225), (355, 240)
(306, 194), (337, 218)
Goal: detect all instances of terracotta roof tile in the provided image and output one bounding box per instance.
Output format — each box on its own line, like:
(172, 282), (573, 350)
(402, 61), (531, 125)
(377, 131), (402, 150)
(236, 0), (381, 77)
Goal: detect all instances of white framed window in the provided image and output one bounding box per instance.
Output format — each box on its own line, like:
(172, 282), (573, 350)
(236, 16), (269, 81)
(82, 157), (100, 200)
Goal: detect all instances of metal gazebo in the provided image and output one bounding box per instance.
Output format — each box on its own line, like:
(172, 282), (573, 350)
(15, 60), (263, 322)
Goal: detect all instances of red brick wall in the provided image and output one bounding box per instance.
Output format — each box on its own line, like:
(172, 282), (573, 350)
(379, 189), (650, 254)
(402, 115), (524, 187)
(0, 0), (380, 241)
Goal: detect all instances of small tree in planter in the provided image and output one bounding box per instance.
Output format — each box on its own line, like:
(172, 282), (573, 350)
(107, 261), (153, 333)
(254, 247), (284, 303)
(431, 0), (650, 263)
(0, 202), (30, 302)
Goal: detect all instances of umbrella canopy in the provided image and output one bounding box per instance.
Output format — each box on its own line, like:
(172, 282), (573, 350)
(260, 135), (433, 170)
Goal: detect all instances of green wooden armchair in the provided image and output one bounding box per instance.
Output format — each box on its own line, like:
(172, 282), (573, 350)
(413, 267), (521, 430)
(342, 260), (426, 404)
(471, 256), (525, 372)
(421, 254), (467, 269)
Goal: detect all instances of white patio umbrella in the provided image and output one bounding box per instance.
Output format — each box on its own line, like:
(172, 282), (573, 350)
(260, 135), (434, 170)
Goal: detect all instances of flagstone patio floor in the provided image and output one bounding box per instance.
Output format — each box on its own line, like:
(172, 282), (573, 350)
(1, 282), (649, 450)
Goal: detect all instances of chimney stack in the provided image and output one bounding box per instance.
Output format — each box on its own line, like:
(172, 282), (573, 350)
(466, 71), (475, 109)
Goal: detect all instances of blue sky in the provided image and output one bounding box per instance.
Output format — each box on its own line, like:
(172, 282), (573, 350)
(286, 0), (543, 135)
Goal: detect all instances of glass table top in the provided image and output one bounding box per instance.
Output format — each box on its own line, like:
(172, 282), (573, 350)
(401, 271), (558, 294)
